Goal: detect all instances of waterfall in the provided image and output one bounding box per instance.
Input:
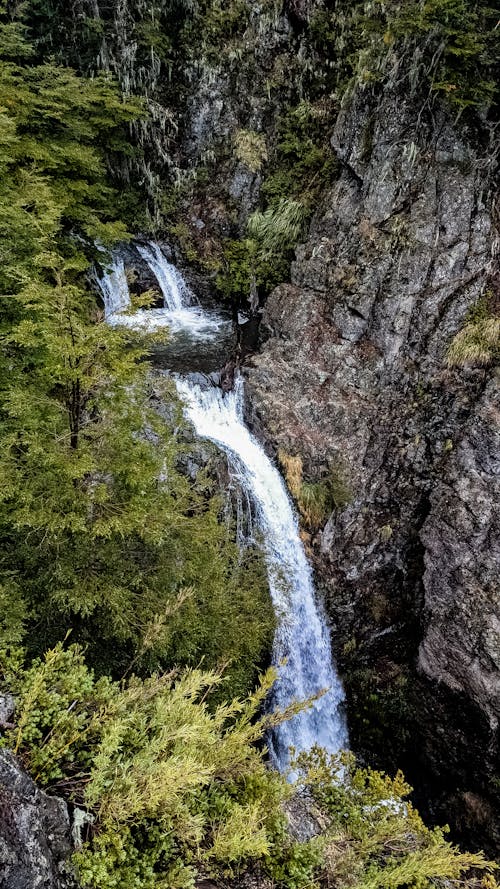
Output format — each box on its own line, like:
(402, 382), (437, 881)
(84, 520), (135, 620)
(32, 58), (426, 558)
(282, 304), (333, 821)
(135, 242), (193, 311)
(97, 256), (131, 320)
(97, 244), (228, 338)
(99, 241), (348, 771)
(175, 377), (348, 771)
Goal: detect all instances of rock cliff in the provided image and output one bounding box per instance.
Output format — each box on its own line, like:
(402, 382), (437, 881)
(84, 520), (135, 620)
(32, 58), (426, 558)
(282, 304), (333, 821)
(245, 84), (499, 848)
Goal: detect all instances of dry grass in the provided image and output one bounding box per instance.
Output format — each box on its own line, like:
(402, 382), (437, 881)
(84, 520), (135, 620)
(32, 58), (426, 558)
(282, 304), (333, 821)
(278, 449), (303, 498)
(234, 129), (268, 173)
(447, 317), (500, 367)
(278, 450), (351, 528)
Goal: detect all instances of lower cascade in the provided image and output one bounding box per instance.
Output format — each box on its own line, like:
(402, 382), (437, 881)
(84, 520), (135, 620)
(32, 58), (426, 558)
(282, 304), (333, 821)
(98, 242), (348, 770)
(176, 376), (348, 770)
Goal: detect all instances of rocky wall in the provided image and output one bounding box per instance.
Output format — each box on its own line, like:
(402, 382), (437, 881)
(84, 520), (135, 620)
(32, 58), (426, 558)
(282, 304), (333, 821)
(245, 83), (500, 849)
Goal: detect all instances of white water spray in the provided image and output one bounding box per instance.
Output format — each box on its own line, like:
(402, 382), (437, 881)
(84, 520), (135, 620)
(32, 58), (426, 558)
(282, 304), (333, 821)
(97, 244), (228, 338)
(99, 242), (348, 771)
(175, 377), (348, 770)
(135, 242), (193, 311)
(97, 256), (130, 319)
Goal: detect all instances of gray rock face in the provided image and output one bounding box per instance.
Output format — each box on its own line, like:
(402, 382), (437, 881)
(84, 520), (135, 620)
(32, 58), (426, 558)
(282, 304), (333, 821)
(180, 1), (325, 239)
(419, 377), (500, 731)
(0, 694), (15, 727)
(0, 750), (77, 889)
(245, 83), (499, 844)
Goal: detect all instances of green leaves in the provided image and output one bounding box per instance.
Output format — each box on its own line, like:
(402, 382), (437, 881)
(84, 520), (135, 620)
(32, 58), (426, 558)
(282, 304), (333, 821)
(3, 643), (292, 887)
(293, 747), (497, 889)
(0, 3), (273, 693)
(309, 0), (499, 113)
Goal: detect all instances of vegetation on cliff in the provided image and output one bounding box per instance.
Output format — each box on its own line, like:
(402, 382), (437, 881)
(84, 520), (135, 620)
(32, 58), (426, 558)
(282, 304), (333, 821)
(1, 642), (497, 889)
(0, 0), (273, 689)
(0, 0), (499, 885)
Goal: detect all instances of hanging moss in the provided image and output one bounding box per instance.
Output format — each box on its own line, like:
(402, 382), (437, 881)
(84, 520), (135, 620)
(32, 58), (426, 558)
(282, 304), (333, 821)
(308, 0), (499, 114)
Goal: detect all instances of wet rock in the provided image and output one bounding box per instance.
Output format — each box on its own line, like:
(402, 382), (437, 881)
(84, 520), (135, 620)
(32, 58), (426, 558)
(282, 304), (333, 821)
(284, 791), (329, 842)
(0, 694), (15, 728)
(221, 360), (237, 392)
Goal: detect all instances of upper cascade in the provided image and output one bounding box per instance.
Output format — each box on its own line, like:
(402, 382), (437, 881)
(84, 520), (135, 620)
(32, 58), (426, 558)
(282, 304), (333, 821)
(135, 242), (194, 312)
(96, 241), (228, 338)
(97, 255), (130, 319)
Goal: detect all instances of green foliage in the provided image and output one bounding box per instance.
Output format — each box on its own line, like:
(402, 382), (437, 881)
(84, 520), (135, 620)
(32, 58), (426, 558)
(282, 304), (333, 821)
(181, 0), (251, 64)
(262, 101), (339, 207)
(294, 748), (497, 889)
(297, 477), (351, 528)
(0, 580), (27, 651)
(0, 3), (273, 694)
(383, 0), (498, 111)
(2, 644), (495, 889)
(447, 295), (500, 367)
(308, 0), (499, 113)
(248, 199), (307, 255)
(216, 239), (254, 302)
(215, 235), (291, 304)
(267, 833), (325, 889)
(2, 643), (295, 889)
(220, 100), (340, 302)
(25, 0), (181, 76)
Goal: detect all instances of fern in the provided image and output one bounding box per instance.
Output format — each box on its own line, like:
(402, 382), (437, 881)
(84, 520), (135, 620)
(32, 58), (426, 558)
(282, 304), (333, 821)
(248, 199), (307, 254)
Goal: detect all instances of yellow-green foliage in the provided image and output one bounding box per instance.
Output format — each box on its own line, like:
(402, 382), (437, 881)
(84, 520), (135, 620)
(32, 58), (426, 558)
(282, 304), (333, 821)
(293, 748), (497, 889)
(248, 198), (307, 254)
(278, 451), (351, 528)
(234, 129), (268, 173)
(2, 646), (496, 889)
(3, 643), (295, 888)
(447, 316), (500, 367)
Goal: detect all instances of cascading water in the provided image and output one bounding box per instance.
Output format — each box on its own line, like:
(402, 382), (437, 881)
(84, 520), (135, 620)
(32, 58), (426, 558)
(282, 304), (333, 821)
(97, 243), (229, 337)
(135, 242), (193, 311)
(99, 241), (348, 771)
(97, 256), (131, 319)
(175, 377), (348, 770)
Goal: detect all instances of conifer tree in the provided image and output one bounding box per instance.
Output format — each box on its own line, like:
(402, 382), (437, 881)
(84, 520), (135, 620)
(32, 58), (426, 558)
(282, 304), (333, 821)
(0, 1), (273, 687)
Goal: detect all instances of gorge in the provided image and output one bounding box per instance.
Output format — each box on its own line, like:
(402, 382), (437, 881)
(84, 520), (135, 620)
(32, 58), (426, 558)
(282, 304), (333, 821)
(0, 1), (499, 887)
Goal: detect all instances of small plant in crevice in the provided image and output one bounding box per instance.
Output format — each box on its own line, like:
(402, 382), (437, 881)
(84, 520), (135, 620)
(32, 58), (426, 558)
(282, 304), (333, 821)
(234, 129), (268, 173)
(447, 292), (500, 368)
(278, 451), (351, 529)
(248, 199), (307, 255)
(447, 315), (500, 367)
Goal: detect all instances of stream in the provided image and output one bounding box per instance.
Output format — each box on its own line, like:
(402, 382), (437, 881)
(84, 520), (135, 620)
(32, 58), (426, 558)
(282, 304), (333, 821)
(98, 241), (348, 771)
